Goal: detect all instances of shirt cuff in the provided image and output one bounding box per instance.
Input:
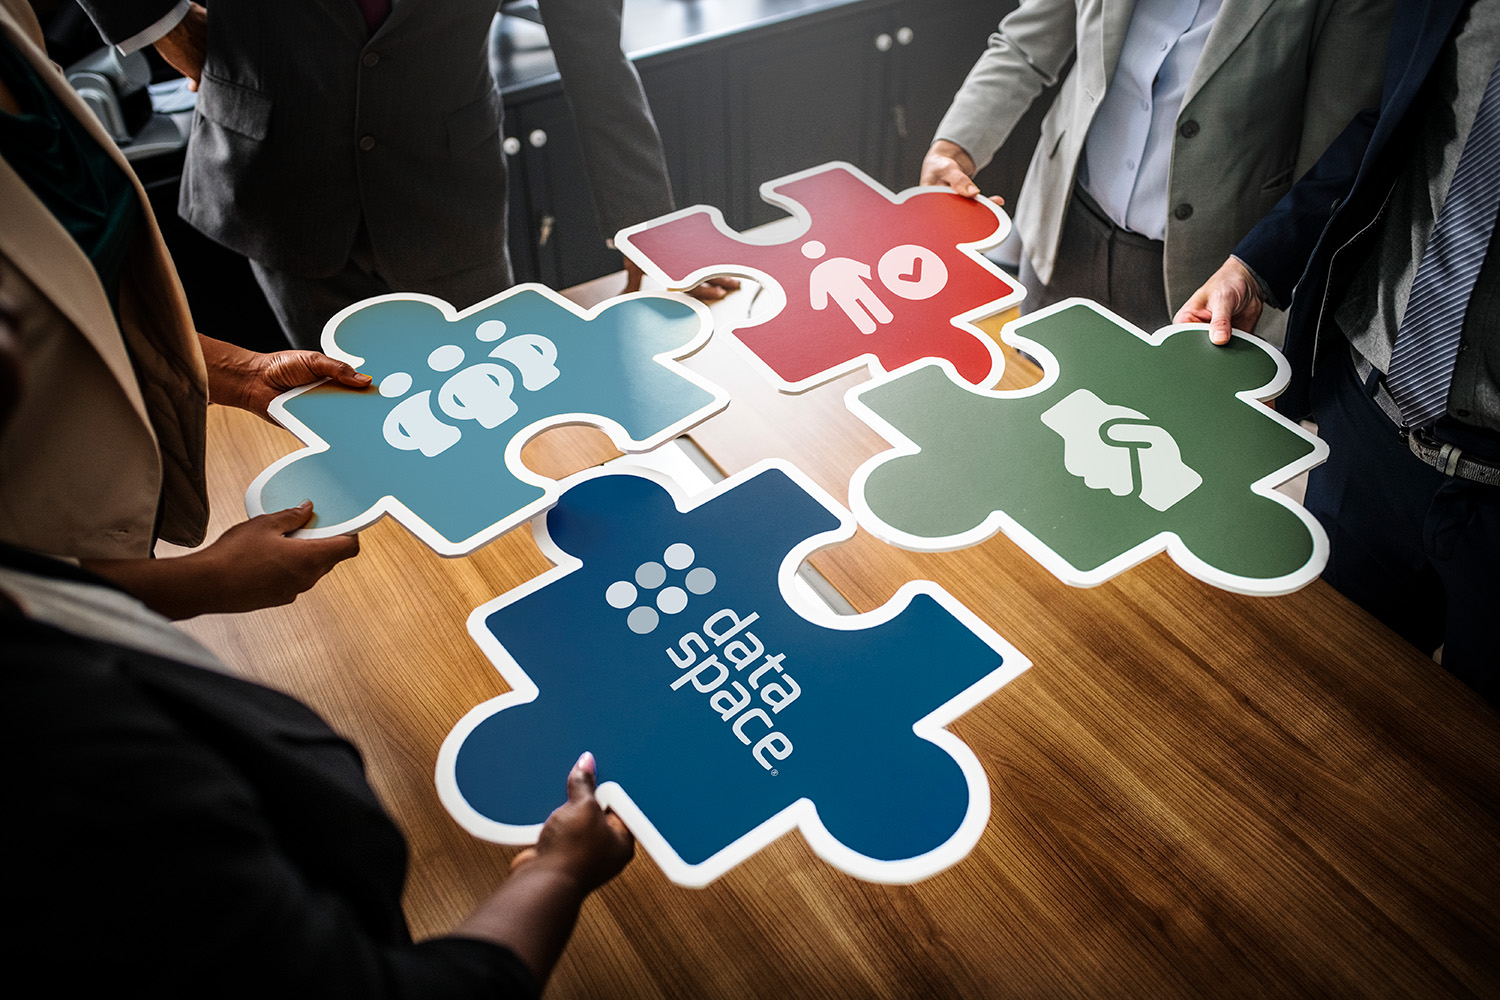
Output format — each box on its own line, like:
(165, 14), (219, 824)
(115, 0), (191, 56)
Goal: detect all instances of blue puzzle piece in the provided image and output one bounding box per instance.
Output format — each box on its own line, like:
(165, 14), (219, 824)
(245, 287), (728, 555)
(436, 462), (1029, 886)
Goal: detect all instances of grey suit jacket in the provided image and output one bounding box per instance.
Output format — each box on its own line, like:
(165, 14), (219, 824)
(79, 0), (674, 285)
(936, 0), (1393, 328)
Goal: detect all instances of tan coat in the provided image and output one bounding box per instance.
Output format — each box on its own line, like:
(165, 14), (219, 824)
(936, 0), (1393, 333)
(0, 0), (208, 559)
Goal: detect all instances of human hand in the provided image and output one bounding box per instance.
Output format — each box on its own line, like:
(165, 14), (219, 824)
(182, 503), (359, 615)
(622, 255), (740, 302)
(510, 752), (634, 894)
(687, 275), (741, 299)
(448, 752), (634, 982)
(921, 140), (981, 198)
(686, 276), (740, 302)
(200, 335), (372, 421)
(83, 502), (358, 618)
(1173, 256), (1265, 345)
(155, 2), (207, 91)
(248, 350), (373, 414)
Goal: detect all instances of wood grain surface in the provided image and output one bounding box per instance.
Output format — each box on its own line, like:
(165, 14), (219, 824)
(164, 276), (1500, 998)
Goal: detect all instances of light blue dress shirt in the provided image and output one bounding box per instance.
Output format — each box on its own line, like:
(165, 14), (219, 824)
(1080, 0), (1224, 240)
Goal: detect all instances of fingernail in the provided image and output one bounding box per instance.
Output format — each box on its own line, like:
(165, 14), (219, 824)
(576, 750), (596, 773)
(299, 499), (313, 509)
(354, 372), (373, 384)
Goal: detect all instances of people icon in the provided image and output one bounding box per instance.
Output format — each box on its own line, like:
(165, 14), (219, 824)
(381, 321), (561, 458)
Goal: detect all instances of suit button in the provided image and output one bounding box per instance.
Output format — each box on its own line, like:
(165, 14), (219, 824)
(1173, 203), (1193, 220)
(1179, 119), (1199, 138)
(359, 135), (376, 151)
(362, 51), (380, 67)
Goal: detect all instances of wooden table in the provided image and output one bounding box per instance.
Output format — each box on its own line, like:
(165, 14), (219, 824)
(169, 275), (1500, 998)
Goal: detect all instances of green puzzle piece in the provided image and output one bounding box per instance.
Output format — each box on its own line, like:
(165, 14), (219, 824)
(847, 300), (1329, 594)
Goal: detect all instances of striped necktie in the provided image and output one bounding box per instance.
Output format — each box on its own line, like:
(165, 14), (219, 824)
(352, 0), (391, 33)
(1386, 57), (1500, 430)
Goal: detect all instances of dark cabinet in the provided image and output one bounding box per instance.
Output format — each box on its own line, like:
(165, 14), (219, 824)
(639, 54), (730, 218)
(502, 92), (621, 288)
(719, 5), (890, 228)
(876, 2), (1036, 199)
(501, 0), (1030, 291)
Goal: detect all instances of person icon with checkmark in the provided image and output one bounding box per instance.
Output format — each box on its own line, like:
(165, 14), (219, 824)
(804, 240), (949, 336)
(804, 239), (893, 335)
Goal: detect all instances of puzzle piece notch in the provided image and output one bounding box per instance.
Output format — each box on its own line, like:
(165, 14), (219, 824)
(618, 161), (1023, 391)
(437, 463), (1028, 885)
(246, 287), (728, 555)
(848, 300), (1330, 594)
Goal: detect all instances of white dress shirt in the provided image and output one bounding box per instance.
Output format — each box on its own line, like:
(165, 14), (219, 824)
(1080, 0), (1223, 240)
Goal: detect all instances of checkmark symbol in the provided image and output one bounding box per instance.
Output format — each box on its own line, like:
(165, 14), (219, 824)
(899, 256), (924, 283)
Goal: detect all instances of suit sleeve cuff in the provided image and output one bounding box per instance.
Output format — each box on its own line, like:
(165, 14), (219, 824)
(1231, 254), (1280, 311)
(115, 0), (190, 56)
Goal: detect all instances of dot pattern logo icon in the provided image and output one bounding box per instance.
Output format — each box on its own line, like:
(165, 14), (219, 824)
(605, 541), (718, 634)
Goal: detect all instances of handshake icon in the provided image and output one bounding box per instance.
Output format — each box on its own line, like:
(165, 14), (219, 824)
(1041, 389), (1203, 513)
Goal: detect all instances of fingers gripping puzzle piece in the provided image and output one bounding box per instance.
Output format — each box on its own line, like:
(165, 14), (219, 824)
(617, 162), (1024, 391)
(436, 463), (1029, 886)
(847, 301), (1330, 594)
(245, 287), (728, 555)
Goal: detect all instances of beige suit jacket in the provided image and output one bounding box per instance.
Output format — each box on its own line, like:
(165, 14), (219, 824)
(936, 0), (1392, 333)
(0, 0), (208, 560)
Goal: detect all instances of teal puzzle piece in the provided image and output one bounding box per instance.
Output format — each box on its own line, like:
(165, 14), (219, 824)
(246, 287), (728, 555)
(847, 300), (1330, 594)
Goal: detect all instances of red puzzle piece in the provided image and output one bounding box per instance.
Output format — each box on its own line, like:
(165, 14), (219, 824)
(617, 162), (1024, 392)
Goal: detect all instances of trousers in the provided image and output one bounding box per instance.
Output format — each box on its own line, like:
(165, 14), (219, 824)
(1305, 346), (1499, 704)
(251, 221), (512, 349)
(1019, 186), (1171, 333)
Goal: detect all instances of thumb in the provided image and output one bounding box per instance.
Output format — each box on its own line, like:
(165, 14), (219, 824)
(1208, 289), (1236, 346)
(297, 352), (372, 389)
(954, 172), (981, 199)
(265, 499), (316, 532)
(328, 360), (373, 389)
(567, 751), (598, 804)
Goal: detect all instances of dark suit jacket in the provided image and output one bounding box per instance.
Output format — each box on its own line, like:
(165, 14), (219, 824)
(2, 546), (537, 997)
(1233, 0), (1471, 418)
(77, 0), (674, 285)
